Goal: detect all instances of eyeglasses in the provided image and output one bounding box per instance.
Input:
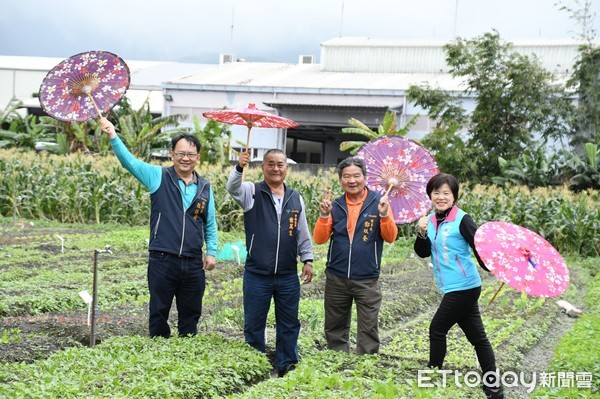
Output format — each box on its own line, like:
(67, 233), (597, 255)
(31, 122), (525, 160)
(173, 152), (198, 159)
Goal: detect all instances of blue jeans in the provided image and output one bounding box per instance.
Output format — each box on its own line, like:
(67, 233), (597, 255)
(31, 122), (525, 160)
(243, 270), (300, 371)
(148, 251), (206, 338)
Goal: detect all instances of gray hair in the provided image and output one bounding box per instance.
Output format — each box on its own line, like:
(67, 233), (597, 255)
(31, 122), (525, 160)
(337, 156), (367, 178)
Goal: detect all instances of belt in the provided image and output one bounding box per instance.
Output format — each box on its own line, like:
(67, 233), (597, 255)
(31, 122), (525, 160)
(150, 250), (200, 260)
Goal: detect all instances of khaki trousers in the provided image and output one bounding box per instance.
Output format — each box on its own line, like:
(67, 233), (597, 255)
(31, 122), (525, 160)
(324, 270), (382, 354)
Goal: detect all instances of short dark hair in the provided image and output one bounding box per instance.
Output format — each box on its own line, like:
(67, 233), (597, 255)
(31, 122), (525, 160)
(263, 149), (287, 164)
(426, 173), (459, 200)
(171, 134), (202, 151)
(337, 157), (367, 178)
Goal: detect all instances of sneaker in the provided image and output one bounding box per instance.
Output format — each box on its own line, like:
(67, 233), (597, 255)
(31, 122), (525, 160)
(482, 385), (504, 399)
(277, 363), (296, 377)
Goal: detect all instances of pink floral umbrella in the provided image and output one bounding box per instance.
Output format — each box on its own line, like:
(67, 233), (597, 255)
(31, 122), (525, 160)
(355, 136), (439, 224)
(475, 222), (570, 300)
(39, 50), (130, 122)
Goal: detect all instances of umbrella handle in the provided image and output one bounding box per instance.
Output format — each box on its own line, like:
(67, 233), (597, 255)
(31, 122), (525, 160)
(487, 282), (505, 306)
(385, 183), (394, 196)
(241, 125), (252, 181)
(86, 92), (103, 120)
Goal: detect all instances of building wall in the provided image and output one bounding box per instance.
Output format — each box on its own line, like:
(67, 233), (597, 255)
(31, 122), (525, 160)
(320, 37), (586, 75)
(0, 69), (48, 108)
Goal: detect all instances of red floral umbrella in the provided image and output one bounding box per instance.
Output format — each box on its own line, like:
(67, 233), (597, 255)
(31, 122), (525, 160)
(202, 103), (298, 152)
(475, 222), (570, 301)
(356, 136), (439, 224)
(39, 50), (130, 122)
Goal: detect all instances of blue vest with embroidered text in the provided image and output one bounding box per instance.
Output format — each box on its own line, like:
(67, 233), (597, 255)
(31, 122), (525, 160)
(243, 181), (302, 275)
(426, 207), (481, 294)
(326, 189), (384, 280)
(148, 167), (210, 258)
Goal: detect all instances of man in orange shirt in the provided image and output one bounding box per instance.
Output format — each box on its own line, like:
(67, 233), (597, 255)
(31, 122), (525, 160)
(313, 156), (398, 354)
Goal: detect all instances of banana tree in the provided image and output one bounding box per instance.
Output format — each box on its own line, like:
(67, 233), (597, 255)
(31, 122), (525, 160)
(112, 97), (185, 160)
(0, 97), (67, 151)
(185, 115), (231, 165)
(566, 142), (600, 190)
(339, 111), (417, 154)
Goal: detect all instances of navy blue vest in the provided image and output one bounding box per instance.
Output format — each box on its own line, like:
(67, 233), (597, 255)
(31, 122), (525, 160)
(243, 181), (302, 275)
(326, 189), (384, 280)
(148, 167), (210, 258)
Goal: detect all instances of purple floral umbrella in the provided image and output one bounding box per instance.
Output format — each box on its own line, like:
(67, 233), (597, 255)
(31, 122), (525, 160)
(356, 136), (439, 224)
(39, 51), (130, 122)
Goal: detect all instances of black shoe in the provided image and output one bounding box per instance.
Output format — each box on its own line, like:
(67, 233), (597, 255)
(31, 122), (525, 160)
(277, 363), (296, 377)
(482, 385), (504, 399)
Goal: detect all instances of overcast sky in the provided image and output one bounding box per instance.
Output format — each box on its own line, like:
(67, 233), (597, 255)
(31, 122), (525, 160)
(1, 0), (598, 64)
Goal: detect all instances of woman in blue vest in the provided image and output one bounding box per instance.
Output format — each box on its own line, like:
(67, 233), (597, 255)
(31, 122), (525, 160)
(414, 173), (503, 399)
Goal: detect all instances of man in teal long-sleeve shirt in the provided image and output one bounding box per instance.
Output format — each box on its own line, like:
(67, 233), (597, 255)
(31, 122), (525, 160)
(100, 117), (217, 338)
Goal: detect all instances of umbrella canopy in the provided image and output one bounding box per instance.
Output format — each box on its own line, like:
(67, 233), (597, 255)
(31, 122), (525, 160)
(355, 136), (439, 224)
(203, 103), (298, 130)
(475, 222), (569, 298)
(39, 50), (130, 122)
(202, 103), (298, 150)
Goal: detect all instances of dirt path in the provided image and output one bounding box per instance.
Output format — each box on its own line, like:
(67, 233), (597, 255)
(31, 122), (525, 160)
(506, 310), (577, 398)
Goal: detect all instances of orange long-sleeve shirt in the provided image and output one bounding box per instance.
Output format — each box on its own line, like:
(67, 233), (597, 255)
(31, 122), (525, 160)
(313, 190), (398, 244)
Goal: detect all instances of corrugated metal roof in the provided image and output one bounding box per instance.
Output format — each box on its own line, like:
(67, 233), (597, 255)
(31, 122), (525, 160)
(167, 62), (467, 92)
(129, 62), (216, 89)
(165, 38), (583, 94)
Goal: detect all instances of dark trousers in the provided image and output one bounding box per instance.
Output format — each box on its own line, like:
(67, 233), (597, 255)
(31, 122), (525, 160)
(429, 286), (497, 377)
(324, 271), (382, 354)
(147, 251), (205, 338)
(243, 270), (300, 371)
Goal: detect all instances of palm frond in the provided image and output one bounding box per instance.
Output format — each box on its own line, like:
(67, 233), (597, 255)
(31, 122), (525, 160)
(341, 127), (379, 140)
(339, 140), (367, 154)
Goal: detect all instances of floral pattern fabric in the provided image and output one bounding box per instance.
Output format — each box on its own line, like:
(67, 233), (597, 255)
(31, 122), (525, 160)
(39, 51), (130, 122)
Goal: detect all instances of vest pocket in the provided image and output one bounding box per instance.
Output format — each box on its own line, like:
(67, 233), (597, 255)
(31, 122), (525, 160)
(455, 255), (467, 277)
(153, 213), (162, 238)
(248, 234), (255, 257)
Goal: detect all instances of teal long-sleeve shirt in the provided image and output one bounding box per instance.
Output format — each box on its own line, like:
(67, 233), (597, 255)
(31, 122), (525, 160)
(110, 136), (218, 257)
